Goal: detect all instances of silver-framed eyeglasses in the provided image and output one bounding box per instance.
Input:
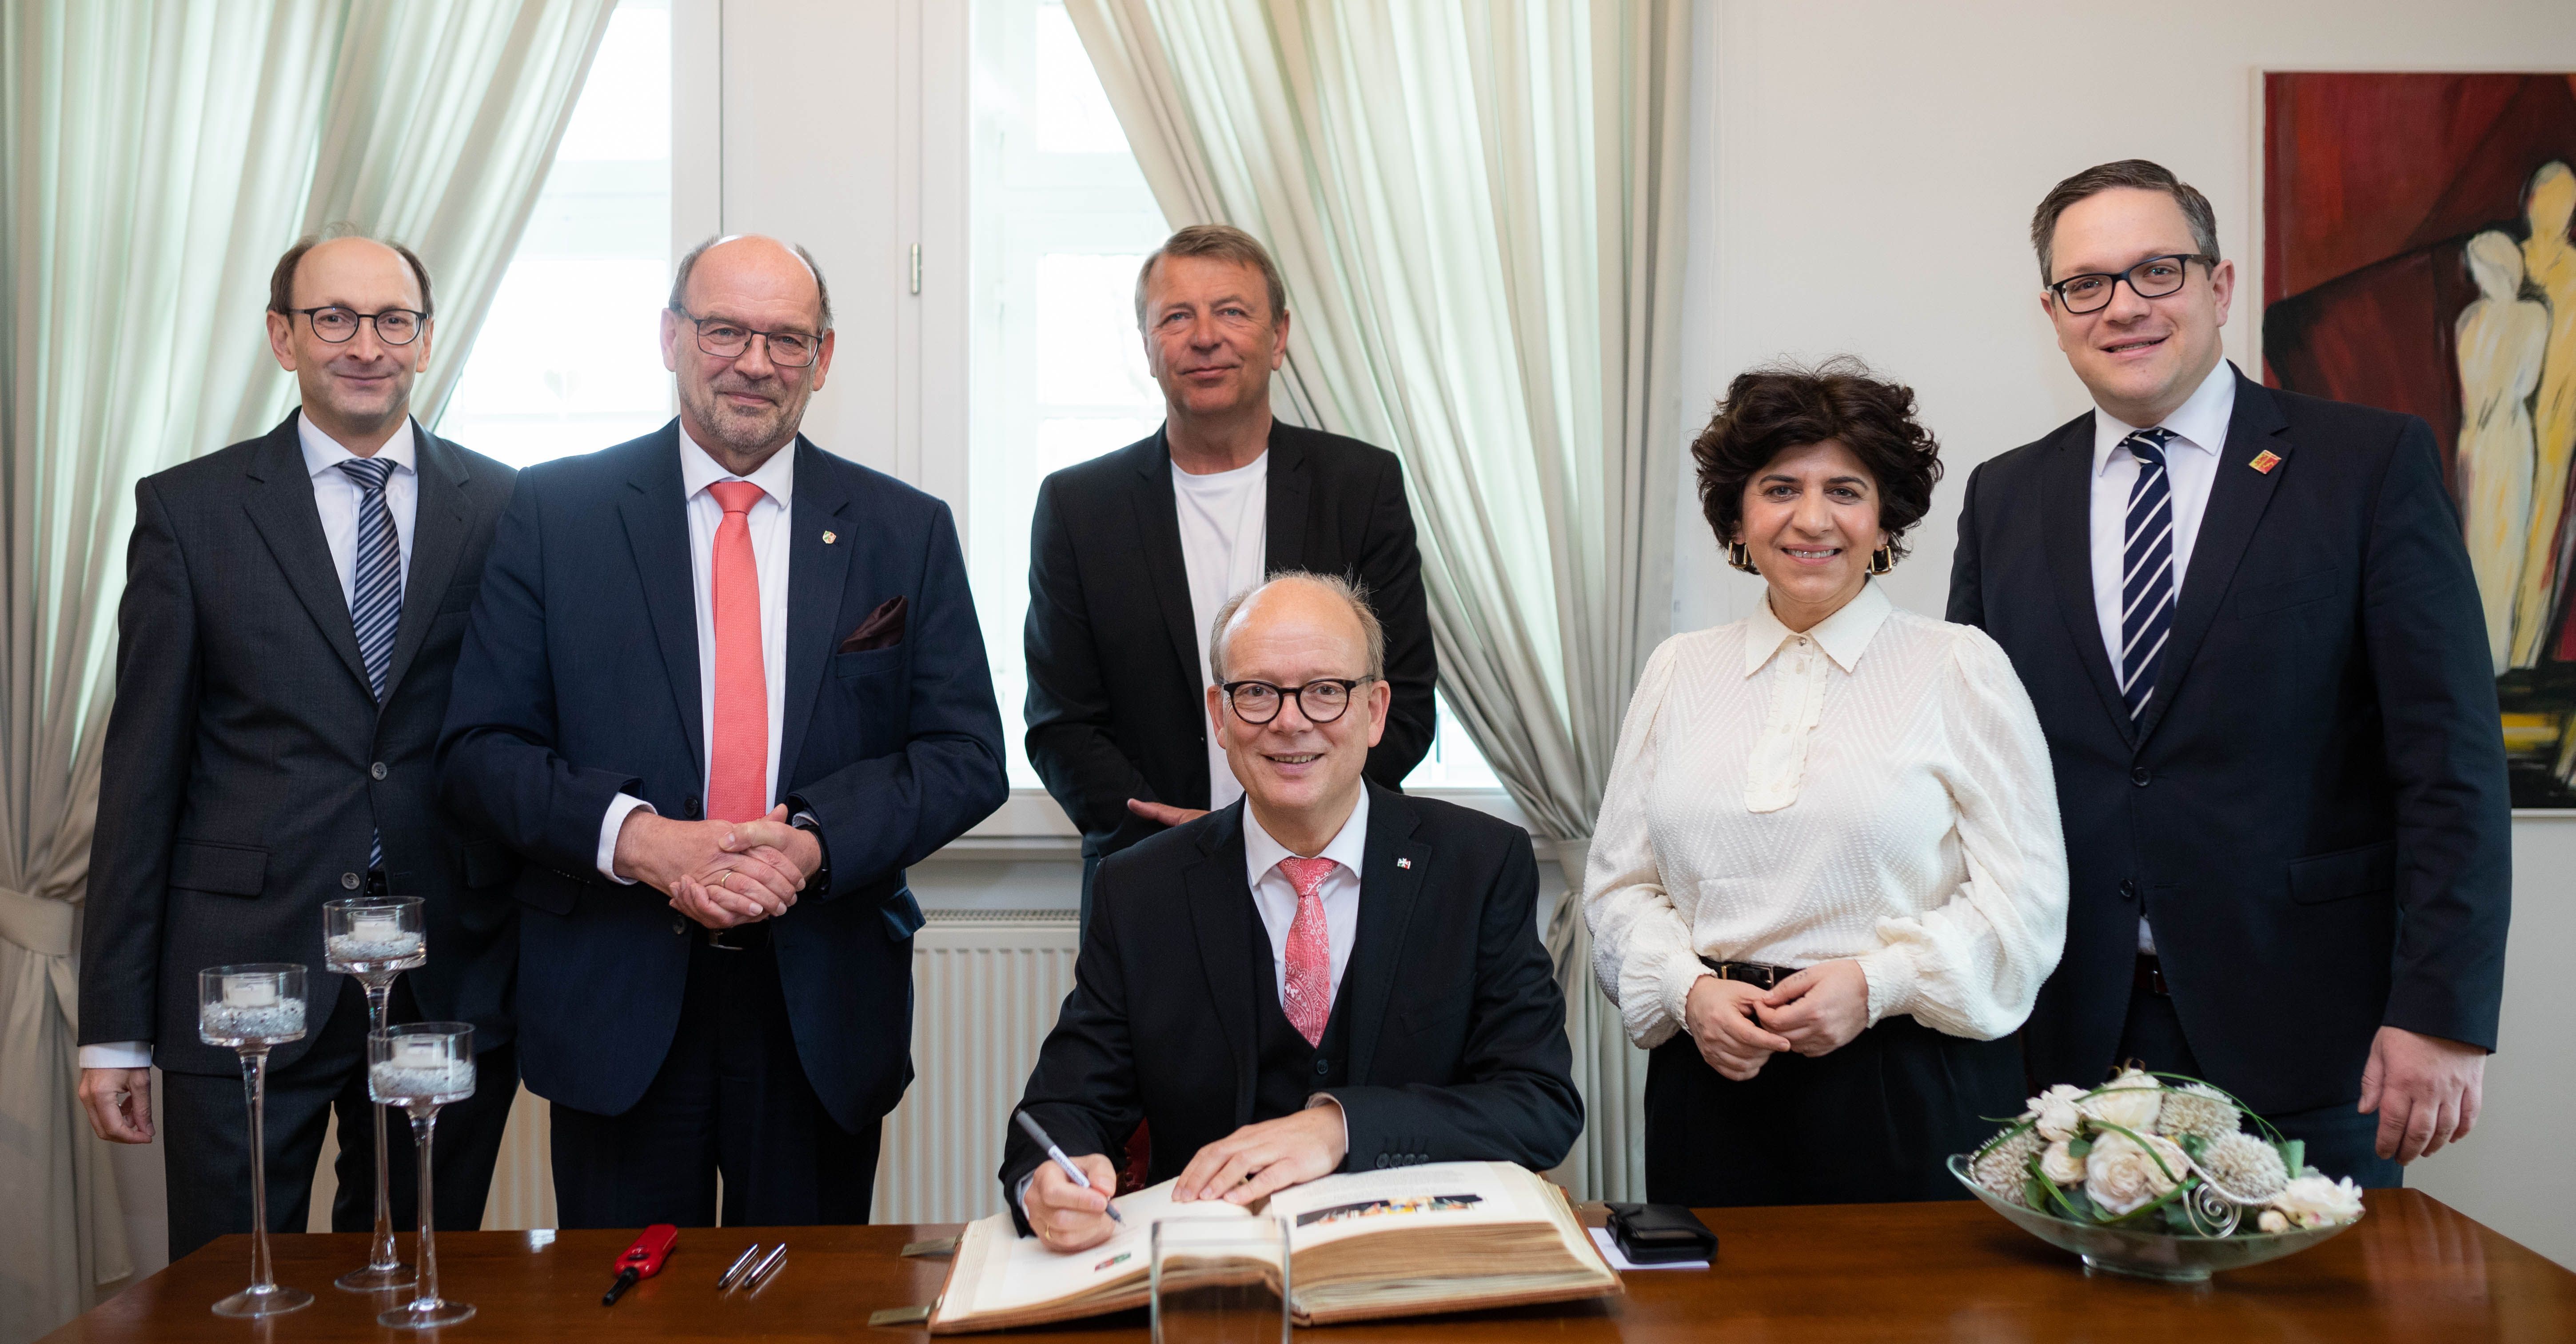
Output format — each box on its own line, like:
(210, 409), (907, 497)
(1221, 677), (1376, 725)
(289, 307), (425, 345)
(2044, 253), (2211, 315)
(672, 307), (821, 368)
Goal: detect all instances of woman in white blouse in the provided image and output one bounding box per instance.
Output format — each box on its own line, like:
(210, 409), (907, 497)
(1585, 360), (2068, 1205)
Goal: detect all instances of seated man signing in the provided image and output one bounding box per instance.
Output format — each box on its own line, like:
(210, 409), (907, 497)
(1002, 572), (1580, 1251)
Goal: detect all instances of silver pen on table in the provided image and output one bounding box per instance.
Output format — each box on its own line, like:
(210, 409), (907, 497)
(1014, 1110), (1124, 1224)
(744, 1244), (788, 1290)
(718, 1243), (763, 1288)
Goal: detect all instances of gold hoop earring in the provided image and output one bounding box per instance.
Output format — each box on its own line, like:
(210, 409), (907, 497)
(1868, 544), (1894, 576)
(1727, 541), (1759, 575)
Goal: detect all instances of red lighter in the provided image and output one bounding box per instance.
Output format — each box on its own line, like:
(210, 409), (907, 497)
(602, 1224), (679, 1305)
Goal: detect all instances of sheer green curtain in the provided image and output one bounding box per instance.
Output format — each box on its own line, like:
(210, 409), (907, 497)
(1065, 0), (1690, 1200)
(0, 5), (610, 1338)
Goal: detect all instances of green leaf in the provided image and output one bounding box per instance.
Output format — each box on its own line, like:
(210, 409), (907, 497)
(2068, 1136), (2093, 1159)
(2279, 1139), (2306, 1178)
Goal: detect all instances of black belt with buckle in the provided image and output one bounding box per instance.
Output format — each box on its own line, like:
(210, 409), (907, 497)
(2135, 955), (2170, 997)
(706, 920), (772, 952)
(1698, 956), (1796, 991)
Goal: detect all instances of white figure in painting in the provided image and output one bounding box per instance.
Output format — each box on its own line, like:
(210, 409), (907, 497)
(2455, 229), (2548, 672)
(2508, 161), (2575, 668)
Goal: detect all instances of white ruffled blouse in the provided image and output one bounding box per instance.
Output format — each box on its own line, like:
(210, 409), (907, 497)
(1583, 581), (2070, 1048)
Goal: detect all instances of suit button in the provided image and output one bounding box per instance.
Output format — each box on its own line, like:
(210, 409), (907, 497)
(672, 918), (686, 936)
(341, 872), (361, 890)
(1374, 1156), (1388, 1170)
(1313, 1059), (1329, 1076)
(371, 762), (388, 780)
(2118, 879), (2137, 901)
(684, 796), (702, 819)
(2130, 767), (2151, 787)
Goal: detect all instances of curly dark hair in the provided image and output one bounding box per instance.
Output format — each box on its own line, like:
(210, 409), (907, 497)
(1691, 357), (1945, 562)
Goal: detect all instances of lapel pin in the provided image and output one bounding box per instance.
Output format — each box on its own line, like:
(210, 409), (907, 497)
(821, 530), (837, 544)
(1397, 857), (1412, 869)
(2249, 450), (2281, 475)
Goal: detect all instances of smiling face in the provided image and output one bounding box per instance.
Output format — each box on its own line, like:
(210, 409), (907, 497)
(2043, 187), (2234, 428)
(1208, 579), (1389, 836)
(663, 236), (835, 470)
(1737, 439), (1885, 631)
(1141, 253), (1289, 424)
(265, 237), (432, 446)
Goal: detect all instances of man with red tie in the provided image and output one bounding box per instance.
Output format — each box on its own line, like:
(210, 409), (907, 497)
(1002, 573), (1577, 1251)
(439, 234), (1007, 1227)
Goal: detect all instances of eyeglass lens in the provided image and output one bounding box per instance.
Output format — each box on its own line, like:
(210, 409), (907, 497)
(1228, 681), (1355, 724)
(307, 308), (422, 344)
(695, 321), (818, 368)
(2054, 256), (2193, 314)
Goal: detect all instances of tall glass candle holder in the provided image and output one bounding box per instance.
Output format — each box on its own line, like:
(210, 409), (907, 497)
(323, 895), (426, 1291)
(369, 1023), (478, 1330)
(198, 964), (314, 1319)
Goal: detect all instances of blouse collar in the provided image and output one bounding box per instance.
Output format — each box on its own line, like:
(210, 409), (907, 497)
(1743, 579), (1894, 677)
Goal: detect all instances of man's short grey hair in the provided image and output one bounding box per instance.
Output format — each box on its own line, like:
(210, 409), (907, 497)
(1207, 571), (1386, 685)
(2029, 159), (2221, 287)
(1134, 223), (1288, 330)
(668, 234), (835, 331)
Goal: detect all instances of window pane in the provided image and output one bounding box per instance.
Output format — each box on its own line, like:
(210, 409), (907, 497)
(439, 0), (672, 468)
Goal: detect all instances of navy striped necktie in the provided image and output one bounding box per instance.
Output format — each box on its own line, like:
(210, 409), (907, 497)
(338, 456), (401, 872)
(2117, 428), (2177, 720)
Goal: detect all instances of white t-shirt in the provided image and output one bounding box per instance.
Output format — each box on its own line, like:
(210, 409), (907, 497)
(1172, 452), (1269, 811)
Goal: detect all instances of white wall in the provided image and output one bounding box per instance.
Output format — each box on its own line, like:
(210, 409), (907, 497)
(1675, 0), (2576, 1265)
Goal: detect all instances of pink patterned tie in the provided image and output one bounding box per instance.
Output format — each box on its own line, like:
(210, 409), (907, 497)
(705, 480), (769, 823)
(1277, 856), (1338, 1046)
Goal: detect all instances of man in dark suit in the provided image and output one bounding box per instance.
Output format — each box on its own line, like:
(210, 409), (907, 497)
(79, 233), (522, 1258)
(1025, 225), (1436, 926)
(439, 234), (1007, 1227)
(1005, 573), (1576, 1252)
(1949, 160), (2512, 1186)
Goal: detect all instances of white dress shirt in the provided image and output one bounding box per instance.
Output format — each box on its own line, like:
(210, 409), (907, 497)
(1243, 787), (1368, 1005)
(2088, 358), (2235, 953)
(1583, 581), (2070, 1048)
(79, 416), (422, 1072)
(1173, 452), (1268, 811)
(595, 430), (796, 880)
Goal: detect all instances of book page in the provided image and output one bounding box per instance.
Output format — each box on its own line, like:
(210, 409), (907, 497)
(1263, 1161), (1559, 1252)
(948, 1179), (1255, 1317)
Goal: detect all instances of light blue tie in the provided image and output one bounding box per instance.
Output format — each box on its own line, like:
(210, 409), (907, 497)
(338, 456), (401, 871)
(2117, 428), (2177, 721)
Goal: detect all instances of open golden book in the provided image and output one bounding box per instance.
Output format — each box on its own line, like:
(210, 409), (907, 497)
(927, 1160), (1621, 1332)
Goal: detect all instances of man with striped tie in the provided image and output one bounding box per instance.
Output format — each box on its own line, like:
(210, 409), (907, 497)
(78, 233), (523, 1259)
(1948, 160), (2512, 1187)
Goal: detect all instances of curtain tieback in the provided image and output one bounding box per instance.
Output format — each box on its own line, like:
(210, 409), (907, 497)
(0, 884), (76, 958)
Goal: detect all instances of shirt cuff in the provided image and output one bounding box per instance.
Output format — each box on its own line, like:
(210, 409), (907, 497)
(1014, 1172), (1037, 1228)
(1304, 1093), (1350, 1152)
(1853, 946), (1914, 1027)
(598, 794), (656, 884)
(80, 1041), (153, 1070)
(1657, 950), (1716, 1037)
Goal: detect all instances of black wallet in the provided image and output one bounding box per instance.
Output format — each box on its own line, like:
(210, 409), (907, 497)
(1604, 1202), (1717, 1264)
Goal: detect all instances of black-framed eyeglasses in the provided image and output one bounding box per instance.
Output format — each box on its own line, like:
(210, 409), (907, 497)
(671, 306), (821, 368)
(288, 306), (426, 345)
(1220, 677), (1377, 725)
(2044, 253), (2212, 314)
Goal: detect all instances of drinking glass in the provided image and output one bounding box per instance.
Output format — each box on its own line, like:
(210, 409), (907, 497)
(198, 964), (315, 1319)
(323, 895), (426, 1291)
(369, 1023), (477, 1329)
(1150, 1216), (1291, 1344)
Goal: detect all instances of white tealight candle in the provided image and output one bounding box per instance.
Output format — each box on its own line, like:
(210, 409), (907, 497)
(351, 912), (400, 941)
(399, 1037), (445, 1067)
(224, 976), (278, 1008)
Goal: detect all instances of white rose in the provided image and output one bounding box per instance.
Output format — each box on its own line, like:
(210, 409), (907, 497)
(2039, 1139), (2086, 1185)
(2080, 1068), (2164, 1133)
(2268, 1175), (2366, 1229)
(2025, 1084), (2087, 1141)
(2258, 1209), (2290, 1234)
(2083, 1131), (2187, 1216)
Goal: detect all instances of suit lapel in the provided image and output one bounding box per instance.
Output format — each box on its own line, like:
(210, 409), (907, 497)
(1262, 422), (1310, 574)
(2040, 415), (2137, 745)
(1342, 786), (1428, 1086)
(617, 428), (706, 782)
(1128, 432), (1204, 686)
(778, 438), (855, 800)
(2135, 372), (2293, 745)
(241, 412), (374, 695)
(1184, 804), (1261, 1124)
(382, 422), (471, 698)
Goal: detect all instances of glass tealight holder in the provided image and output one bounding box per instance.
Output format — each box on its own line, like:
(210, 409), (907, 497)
(197, 964), (314, 1319)
(1151, 1216), (1291, 1344)
(369, 1023), (477, 1330)
(323, 895), (426, 1291)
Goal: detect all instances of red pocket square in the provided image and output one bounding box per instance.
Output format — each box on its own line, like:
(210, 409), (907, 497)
(839, 597), (907, 652)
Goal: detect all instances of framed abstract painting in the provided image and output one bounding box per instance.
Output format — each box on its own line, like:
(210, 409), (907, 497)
(2263, 71), (2576, 808)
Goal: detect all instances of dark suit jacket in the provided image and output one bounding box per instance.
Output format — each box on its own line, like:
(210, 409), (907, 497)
(80, 412), (520, 1077)
(1000, 785), (1580, 1226)
(1947, 369), (2512, 1113)
(1023, 422), (1438, 859)
(437, 423), (1007, 1131)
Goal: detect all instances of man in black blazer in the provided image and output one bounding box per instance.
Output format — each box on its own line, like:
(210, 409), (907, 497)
(440, 235), (1007, 1228)
(1025, 225), (1436, 925)
(80, 234), (522, 1259)
(1005, 574), (1576, 1251)
(1949, 160), (2511, 1185)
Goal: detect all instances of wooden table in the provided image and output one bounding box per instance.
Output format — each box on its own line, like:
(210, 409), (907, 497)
(43, 1190), (2575, 1341)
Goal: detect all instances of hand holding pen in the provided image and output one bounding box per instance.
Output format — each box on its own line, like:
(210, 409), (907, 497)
(1016, 1111), (1126, 1253)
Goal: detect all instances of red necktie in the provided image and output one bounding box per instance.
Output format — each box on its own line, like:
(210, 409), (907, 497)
(706, 480), (769, 823)
(1277, 856), (1338, 1046)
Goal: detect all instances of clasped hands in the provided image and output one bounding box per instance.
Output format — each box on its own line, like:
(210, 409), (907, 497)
(1024, 1103), (1347, 1252)
(1683, 960), (1870, 1081)
(614, 804), (821, 929)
